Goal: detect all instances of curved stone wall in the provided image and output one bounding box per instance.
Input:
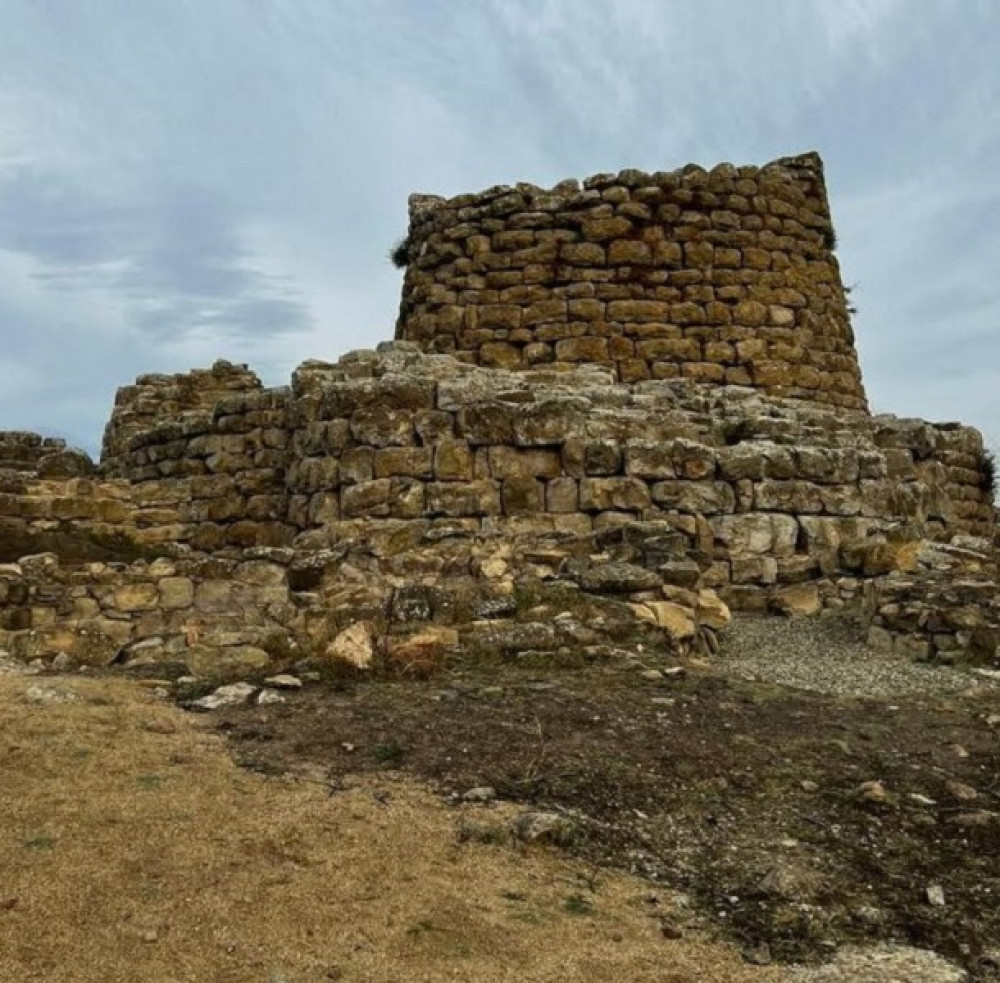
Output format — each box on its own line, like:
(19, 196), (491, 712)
(395, 153), (867, 411)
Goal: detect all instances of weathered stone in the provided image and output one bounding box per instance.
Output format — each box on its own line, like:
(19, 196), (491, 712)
(771, 582), (821, 616)
(158, 577), (194, 610)
(579, 478), (651, 513)
(113, 583), (159, 613)
(326, 623), (374, 670)
(577, 562), (661, 594)
(185, 645), (272, 680)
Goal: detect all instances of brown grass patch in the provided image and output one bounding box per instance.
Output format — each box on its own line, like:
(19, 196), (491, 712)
(0, 672), (781, 982)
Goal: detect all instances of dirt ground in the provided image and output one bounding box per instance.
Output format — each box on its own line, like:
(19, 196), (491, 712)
(2, 617), (998, 982)
(210, 630), (1000, 982)
(0, 668), (787, 983)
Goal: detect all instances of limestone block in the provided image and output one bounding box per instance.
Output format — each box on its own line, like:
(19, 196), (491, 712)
(340, 447), (374, 485)
(578, 562), (661, 593)
(566, 298), (605, 320)
(502, 476), (545, 514)
(554, 337), (609, 362)
(731, 555), (778, 585)
(480, 342), (523, 369)
(651, 480), (735, 515)
(712, 513), (798, 557)
(546, 477), (579, 513)
(426, 480), (501, 517)
(185, 644), (273, 680)
(510, 399), (581, 447)
(771, 582), (821, 616)
(194, 580), (235, 612)
(581, 216), (632, 241)
(579, 477), (651, 513)
(624, 442), (677, 479)
(159, 577), (194, 610)
(523, 299), (568, 326)
(12, 624), (120, 667)
(695, 589), (731, 630)
(307, 493), (340, 526)
(341, 479), (396, 518)
(674, 440), (717, 480)
(373, 446), (434, 479)
(776, 554), (820, 583)
(112, 582), (159, 613)
(560, 242), (606, 265)
(477, 305), (522, 330)
(325, 622), (375, 669)
(488, 446), (562, 480)
(754, 480), (824, 514)
(350, 406), (414, 447)
(386, 627), (459, 672)
(608, 240), (652, 265)
(647, 601), (697, 641)
(457, 403), (517, 445)
(718, 444), (766, 481)
(434, 441), (474, 481)
(636, 338), (701, 361)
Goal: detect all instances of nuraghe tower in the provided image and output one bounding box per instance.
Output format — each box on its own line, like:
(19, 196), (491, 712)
(0, 153), (997, 678)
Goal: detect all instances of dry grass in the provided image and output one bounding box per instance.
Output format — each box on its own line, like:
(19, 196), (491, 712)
(0, 672), (782, 983)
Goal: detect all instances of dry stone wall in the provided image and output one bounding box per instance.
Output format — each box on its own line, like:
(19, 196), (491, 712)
(283, 344), (991, 614)
(396, 153), (867, 411)
(102, 388), (294, 550)
(101, 360), (263, 469)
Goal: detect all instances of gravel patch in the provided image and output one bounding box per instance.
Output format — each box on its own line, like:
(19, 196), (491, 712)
(785, 944), (967, 982)
(717, 613), (999, 699)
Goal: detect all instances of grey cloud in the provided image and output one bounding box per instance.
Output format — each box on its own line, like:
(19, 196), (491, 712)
(0, 168), (310, 344)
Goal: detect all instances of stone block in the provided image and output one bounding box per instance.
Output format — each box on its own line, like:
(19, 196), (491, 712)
(502, 476), (545, 514)
(112, 582), (159, 613)
(434, 441), (474, 481)
(651, 480), (735, 514)
(554, 337), (609, 362)
(546, 477), (579, 513)
(488, 447), (562, 479)
(771, 582), (821, 616)
(340, 447), (374, 485)
(159, 577), (194, 610)
(623, 442), (676, 479)
(373, 447), (434, 479)
(341, 479), (394, 518)
(579, 477), (651, 513)
(513, 399), (585, 446)
(426, 480), (501, 517)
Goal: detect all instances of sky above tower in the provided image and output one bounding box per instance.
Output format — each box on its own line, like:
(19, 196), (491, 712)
(0, 0), (998, 453)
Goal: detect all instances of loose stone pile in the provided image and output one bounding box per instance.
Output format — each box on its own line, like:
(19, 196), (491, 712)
(0, 152), (997, 684)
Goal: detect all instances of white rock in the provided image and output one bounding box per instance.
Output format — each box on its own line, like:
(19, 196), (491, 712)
(327, 622), (374, 669)
(190, 682), (256, 711)
(264, 674), (303, 690)
(256, 688), (286, 705)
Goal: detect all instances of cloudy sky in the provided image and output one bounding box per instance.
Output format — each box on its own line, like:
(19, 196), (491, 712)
(1, 0), (998, 454)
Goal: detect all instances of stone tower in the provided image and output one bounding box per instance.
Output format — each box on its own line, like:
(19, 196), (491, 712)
(395, 152), (867, 412)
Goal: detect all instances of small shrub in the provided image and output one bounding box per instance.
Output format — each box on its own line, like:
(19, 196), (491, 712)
(977, 448), (996, 502)
(562, 893), (594, 916)
(373, 739), (405, 765)
(389, 236), (410, 269)
(844, 282), (859, 317)
(457, 819), (509, 846)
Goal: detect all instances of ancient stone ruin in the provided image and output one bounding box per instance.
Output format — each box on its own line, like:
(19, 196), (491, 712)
(1, 152), (997, 686)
